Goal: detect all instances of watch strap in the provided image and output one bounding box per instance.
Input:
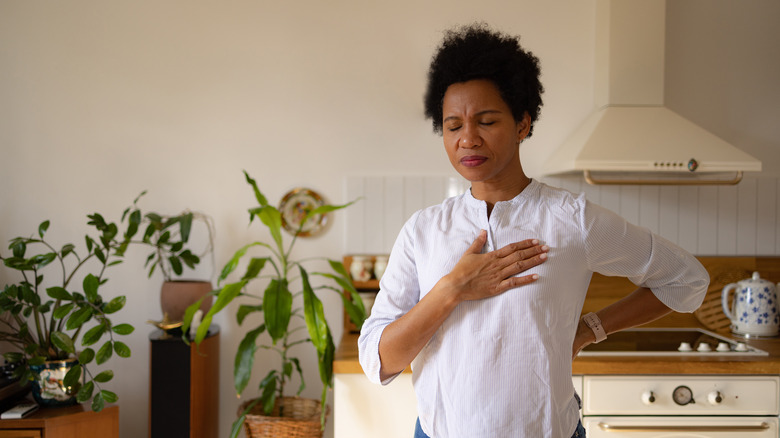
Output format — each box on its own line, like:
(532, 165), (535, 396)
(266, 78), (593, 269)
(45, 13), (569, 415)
(583, 312), (607, 343)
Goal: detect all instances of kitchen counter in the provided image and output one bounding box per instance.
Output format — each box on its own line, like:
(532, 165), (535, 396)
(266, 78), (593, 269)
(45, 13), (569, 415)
(334, 329), (780, 375)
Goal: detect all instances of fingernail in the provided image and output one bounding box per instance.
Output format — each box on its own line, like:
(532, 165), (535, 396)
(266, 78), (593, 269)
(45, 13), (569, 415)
(539, 253), (547, 260)
(532, 239), (539, 244)
(532, 274), (539, 280)
(541, 245), (549, 251)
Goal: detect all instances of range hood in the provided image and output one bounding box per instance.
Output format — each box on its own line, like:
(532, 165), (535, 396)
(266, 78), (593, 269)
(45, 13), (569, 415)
(542, 0), (762, 185)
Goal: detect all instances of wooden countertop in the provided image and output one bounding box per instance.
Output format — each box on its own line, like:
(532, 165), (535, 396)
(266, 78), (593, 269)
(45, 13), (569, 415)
(334, 329), (780, 375)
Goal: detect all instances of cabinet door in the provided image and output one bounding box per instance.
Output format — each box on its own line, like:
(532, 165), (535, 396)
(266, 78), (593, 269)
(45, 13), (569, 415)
(0, 431), (42, 438)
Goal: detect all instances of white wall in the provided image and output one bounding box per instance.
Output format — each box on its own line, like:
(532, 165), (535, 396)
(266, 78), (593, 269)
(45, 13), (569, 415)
(0, 1), (596, 437)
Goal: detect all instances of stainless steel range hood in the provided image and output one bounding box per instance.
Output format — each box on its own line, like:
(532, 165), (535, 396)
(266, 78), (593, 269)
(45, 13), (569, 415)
(542, 0), (762, 185)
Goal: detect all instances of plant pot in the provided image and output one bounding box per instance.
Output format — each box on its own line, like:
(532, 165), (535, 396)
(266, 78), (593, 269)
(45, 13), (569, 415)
(240, 396), (329, 438)
(29, 358), (80, 407)
(160, 280), (213, 322)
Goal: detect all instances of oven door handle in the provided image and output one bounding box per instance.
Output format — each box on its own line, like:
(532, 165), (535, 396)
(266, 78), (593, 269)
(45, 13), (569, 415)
(598, 422), (770, 432)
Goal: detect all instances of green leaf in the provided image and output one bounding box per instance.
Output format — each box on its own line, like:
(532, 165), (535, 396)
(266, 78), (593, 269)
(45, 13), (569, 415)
(243, 170), (269, 207)
(180, 250), (199, 269)
(258, 370), (278, 415)
(290, 357), (305, 395)
(232, 398), (262, 438)
(92, 391), (105, 411)
(236, 304), (263, 325)
(63, 364), (82, 389)
(83, 274), (99, 302)
(300, 268), (329, 354)
(85, 235), (94, 252)
(60, 243), (76, 258)
(94, 370), (114, 383)
(66, 306), (93, 330)
(242, 257), (268, 281)
(46, 287), (72, 301)
(263, 278), (292, 343)
(77, 380), (94, 403)
(233, 326), (263, 395)
(3, 352), (23, 364)
(218, 242), (264, 284)
(38, 220), (50, 238)
(96, 341), (113, 365)
(31, 252), (57, 269)
(79, 348), (95, 365)
(52, 303), (75, 320)
(11, 240), (26, 258)
(256, 206), (284, 253)
(179, 213), (193, 242)
(169, 256), (183, 276)
(82, 324), (106, 347)
(111, 324), (134, 335)
(301, 199), (357, 228)
(193, 281), (246, 344)
(94, 247), (106, 264)
(103, 296), (126, 314)
(100, 389), (118, 404)
(113, 341), (131, 358)
(51, 331), (76, 354)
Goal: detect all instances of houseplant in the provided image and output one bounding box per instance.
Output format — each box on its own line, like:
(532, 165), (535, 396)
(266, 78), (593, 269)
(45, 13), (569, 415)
(183, 171), (366, 438)
(122, 192), (216, 322)
(0, 215), (136, 411)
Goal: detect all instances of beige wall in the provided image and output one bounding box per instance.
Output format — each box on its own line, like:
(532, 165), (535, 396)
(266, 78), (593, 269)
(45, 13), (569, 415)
(0, 1), (777, 437)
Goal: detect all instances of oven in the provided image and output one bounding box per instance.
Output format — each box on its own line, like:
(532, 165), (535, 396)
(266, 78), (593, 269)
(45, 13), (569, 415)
(578, 328), (779, 438)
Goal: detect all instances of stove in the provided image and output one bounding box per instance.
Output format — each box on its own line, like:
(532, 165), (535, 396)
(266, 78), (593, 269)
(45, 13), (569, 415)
(579, 327), (769, 357)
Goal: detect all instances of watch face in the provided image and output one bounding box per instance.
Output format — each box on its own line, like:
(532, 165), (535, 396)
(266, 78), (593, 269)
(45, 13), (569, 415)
(672, 385), (694, 405)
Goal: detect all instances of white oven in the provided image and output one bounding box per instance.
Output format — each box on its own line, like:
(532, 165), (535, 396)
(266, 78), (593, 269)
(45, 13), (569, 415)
(581, 375), (779, 438)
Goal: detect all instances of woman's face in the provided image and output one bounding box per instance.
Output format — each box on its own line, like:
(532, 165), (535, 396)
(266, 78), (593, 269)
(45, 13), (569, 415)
(441, 79), (530, 186)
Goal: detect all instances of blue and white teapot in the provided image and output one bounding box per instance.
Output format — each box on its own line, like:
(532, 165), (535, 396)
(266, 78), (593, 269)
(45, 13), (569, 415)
(721, 272), (779, 337)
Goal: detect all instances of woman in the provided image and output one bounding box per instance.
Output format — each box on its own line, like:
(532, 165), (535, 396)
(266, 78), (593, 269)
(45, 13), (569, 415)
(358, 24), (708, 438)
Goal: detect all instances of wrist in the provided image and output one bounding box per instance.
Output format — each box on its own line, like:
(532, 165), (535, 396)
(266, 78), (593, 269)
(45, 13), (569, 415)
(582, 312), (607, 343)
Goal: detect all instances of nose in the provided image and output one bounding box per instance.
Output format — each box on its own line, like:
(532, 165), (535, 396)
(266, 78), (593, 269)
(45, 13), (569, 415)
(459, 122), (482, 148)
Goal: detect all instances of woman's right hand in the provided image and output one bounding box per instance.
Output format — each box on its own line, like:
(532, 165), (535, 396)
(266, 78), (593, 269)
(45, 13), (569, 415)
(442, 229), (549, 303)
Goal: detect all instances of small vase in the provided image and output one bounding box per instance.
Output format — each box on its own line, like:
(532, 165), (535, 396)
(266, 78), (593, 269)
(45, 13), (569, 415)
(160, 280), (214, 323)
(373, 256), (388, 280)
(349, 256), (372, 282)
(29, 358), (80, 407)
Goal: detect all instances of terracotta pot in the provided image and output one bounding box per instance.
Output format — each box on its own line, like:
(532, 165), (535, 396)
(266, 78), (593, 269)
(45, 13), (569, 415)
(29, 358), (79, 407)
(160, 280), (213, 322)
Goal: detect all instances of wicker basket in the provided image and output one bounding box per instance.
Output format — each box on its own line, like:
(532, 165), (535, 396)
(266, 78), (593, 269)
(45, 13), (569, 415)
(240, 396), (329, 438)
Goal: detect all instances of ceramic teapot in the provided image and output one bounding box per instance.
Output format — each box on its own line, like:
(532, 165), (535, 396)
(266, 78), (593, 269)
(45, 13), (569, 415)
(721, 272), (779, 337)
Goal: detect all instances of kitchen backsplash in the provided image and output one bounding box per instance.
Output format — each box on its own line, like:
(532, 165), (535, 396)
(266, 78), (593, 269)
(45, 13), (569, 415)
(344, 175), (779, 257)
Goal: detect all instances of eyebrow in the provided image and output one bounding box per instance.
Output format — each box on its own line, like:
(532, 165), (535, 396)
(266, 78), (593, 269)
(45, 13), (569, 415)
(443, 109), (503, 124)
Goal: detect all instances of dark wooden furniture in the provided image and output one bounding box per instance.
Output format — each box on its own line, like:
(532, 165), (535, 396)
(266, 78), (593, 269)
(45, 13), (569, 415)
(0, 404), (118, 438)
(149, 326), (219, 438)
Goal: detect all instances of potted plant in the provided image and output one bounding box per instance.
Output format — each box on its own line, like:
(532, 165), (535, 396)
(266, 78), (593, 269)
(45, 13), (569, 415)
(122, 192), (216, 323)
(183, 171), (366, 438)
(0, 214), (136, 411)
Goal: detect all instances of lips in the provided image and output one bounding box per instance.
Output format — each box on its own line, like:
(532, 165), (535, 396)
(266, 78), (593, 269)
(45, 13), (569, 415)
(460, 155), (487, 167)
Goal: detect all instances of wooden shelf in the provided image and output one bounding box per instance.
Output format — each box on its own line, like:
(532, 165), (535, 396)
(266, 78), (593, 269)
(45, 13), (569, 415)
(0, 404), (118, 438)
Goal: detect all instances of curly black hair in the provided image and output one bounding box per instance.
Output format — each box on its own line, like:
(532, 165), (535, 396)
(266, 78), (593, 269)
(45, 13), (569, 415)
(424, 23), (544, 137)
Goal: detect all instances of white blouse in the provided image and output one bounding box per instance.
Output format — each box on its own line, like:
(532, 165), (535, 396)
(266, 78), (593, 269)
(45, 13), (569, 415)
(358, 179), (708, 438)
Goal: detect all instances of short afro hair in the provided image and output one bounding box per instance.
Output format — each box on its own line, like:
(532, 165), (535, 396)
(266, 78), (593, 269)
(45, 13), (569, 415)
(424, 23), (544, 138)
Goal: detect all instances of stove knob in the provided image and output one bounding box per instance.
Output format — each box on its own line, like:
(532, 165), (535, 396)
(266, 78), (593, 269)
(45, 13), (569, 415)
(641, 391), (656, 405)
(708, 391), (723, 405)
(735, 342), (749, 352)
(716, 342), (731, 352)
(678, 342), (693, 352)
(697, 343), (712, 352)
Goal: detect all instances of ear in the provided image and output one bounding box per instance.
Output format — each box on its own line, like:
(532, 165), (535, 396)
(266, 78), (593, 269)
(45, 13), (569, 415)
(516, 112), (532, 143)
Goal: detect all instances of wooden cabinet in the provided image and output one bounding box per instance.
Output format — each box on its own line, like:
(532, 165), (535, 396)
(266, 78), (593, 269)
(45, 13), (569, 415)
(0, 404), (118, 438)
(149, 326), (219, 438)
(343, 255), (384, 333)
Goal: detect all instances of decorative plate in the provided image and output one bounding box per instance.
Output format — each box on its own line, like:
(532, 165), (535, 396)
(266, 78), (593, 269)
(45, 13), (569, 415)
(278, 188), (327, 237)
